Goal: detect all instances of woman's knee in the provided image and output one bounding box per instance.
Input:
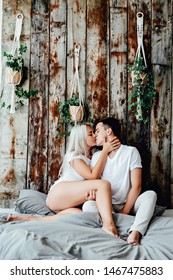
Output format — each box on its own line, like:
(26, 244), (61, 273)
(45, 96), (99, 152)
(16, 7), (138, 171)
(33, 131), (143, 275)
(98, 179), (111, 189)
(95, 180), (111, 194)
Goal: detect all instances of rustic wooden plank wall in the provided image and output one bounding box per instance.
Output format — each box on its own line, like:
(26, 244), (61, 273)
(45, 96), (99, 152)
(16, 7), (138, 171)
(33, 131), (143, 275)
(48, 0), (66, 188)
(150, 0), (173, 206)
(0, 0), (172, 208)
(27, 0), (50, 193)
(127, 0), (152, 195)
(0, 0), (31, 207)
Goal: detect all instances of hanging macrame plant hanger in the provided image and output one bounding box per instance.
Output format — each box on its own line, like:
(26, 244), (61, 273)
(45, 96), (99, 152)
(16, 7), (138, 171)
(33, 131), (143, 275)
(135, 12), (147, 67)
(5, 14), (23, 114)
(132, 12), (147, 120)
(69, 44), (84, 124)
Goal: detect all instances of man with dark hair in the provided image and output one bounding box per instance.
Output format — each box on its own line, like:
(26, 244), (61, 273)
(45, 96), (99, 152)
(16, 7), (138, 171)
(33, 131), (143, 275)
(83, 117), (157, 245)
(93, 117), (122, 141)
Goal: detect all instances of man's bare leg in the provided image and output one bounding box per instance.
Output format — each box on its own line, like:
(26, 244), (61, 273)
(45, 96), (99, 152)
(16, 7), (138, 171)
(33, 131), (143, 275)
(127, 230), (141, 245)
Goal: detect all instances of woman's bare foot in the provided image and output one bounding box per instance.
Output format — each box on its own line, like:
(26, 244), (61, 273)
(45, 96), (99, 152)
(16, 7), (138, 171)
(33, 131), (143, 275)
(127, 230), (141, 245)
(102, 224), (119, 237)
(7, 215), (41, 222)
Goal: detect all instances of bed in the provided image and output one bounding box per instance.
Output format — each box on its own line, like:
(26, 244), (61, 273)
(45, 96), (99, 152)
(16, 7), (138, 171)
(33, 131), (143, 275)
(0, 189), (173, 260)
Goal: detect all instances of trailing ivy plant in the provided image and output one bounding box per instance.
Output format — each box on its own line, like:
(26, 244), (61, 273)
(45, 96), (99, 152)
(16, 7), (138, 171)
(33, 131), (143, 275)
(3, 44), (27, 72)
(128, 56), (156, 123)
(1, 86), (38, 110)
(1, 44), (38, 111)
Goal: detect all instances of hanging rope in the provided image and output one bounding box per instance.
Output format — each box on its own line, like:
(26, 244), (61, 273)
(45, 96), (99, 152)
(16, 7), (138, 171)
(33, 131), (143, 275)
(69, 43), (84, 124)
(135, 12), (146, 120)
(70, 44), (83, 102)
(136, 12), (147, 66)
(0, 0), (3, 98)
(6, 14), (23, 114)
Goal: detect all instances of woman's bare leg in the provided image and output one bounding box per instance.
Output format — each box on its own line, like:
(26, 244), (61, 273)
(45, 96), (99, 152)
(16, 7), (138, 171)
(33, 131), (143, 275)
(47, 179), (118, 236)
(95, 182), (118, 236)
(7, 208), (82, 222)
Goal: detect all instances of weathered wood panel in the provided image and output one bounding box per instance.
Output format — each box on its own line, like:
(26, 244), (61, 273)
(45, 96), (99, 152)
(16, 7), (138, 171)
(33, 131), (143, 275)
(110, 0), (127, 141)
(67, 0), (86, 102)
(171, 52), (173, 205)
(150, 0), (172, 207)
(0, 0), (31, 207)
(86, 0), (109, 120)
(127, 0), (152, 190)
(27, 0), (49, 193)
(171, 0), (173, 205)
(0, 0), (173, 208)
(48, 0), (66, 188)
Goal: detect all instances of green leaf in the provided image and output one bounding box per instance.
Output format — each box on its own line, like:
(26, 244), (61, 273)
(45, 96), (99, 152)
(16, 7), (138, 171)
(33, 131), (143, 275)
(128, 56), (156, 123)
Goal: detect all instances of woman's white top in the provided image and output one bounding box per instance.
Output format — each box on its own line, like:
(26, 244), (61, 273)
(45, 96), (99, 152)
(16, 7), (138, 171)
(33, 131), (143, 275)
(51, 151), (90, 188)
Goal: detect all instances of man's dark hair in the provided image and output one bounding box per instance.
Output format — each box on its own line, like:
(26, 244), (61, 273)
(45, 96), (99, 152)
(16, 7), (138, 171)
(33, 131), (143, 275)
(93, 117), (121, 140)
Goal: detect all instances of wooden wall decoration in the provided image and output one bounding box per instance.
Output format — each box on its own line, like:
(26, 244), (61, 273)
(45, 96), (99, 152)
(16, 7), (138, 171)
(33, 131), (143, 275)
(0, 0), (172, 208)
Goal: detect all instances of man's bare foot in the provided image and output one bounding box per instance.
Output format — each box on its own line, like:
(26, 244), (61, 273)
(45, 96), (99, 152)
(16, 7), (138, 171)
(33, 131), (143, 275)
(127, 230), (141, 245)
(7, 215), (41, 222)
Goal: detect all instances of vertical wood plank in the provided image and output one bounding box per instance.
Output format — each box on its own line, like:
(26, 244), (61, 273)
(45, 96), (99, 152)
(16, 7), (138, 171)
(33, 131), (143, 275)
(0, 0), (31, 207)
(86, 0), (109, 120)
(48, 0), (67, 188)
(110, 0), (128, 142)
(127, 0), (152, 190)
(67, 0), (86, 106)
(150, 0), (172, 207)
(171, 0), (173, 208)
(27, 0), (49, 193)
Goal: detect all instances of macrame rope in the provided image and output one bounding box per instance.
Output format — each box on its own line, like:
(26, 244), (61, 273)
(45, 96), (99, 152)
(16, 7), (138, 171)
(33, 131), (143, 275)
(136, 12), (147, 67)
(135, 12), (146, 119)
(0, 0), (3, 98)
(8, 14), (23, 114)
(70, 44), (84, 125)
(11, 14), (23, 56)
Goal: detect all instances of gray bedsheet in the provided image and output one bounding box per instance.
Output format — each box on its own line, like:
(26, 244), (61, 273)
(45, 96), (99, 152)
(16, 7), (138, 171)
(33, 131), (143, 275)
(0, 212), (172, 260)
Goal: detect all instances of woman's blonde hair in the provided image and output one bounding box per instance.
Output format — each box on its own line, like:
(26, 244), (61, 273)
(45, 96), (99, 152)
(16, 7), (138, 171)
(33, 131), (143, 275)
(59, 124), (92, 176)
(66, 124), (88, 156)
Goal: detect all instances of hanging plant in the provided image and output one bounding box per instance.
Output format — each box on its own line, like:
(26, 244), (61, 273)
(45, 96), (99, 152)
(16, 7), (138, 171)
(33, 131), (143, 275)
(56, 44), (87, 137)
(4, 44), (27, 85)
(59, 95), (83, 122)
(128, 12), (156, 123)
(56, 96), (83, 137)
(68, 96), (84, 122)
(67, 44), (84, 123)
(1, 14), (38, 113)
(56, 96), (94, 138)
(128, 56), (156, 123)
(2, 44), (38, 111)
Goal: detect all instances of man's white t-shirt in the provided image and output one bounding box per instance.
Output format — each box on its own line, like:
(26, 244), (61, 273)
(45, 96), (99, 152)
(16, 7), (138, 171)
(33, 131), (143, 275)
(91, 145), (142, 205)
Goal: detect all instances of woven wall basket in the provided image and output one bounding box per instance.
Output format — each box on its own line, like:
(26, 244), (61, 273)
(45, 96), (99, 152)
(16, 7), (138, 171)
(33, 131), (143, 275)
(69, 105), (84, 121)
(131, 70), (146, 86)
(6, 67), (22, 85)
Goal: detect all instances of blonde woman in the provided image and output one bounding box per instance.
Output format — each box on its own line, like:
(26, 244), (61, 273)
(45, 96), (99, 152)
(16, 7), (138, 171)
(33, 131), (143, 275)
(8, 124), (120, 237)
